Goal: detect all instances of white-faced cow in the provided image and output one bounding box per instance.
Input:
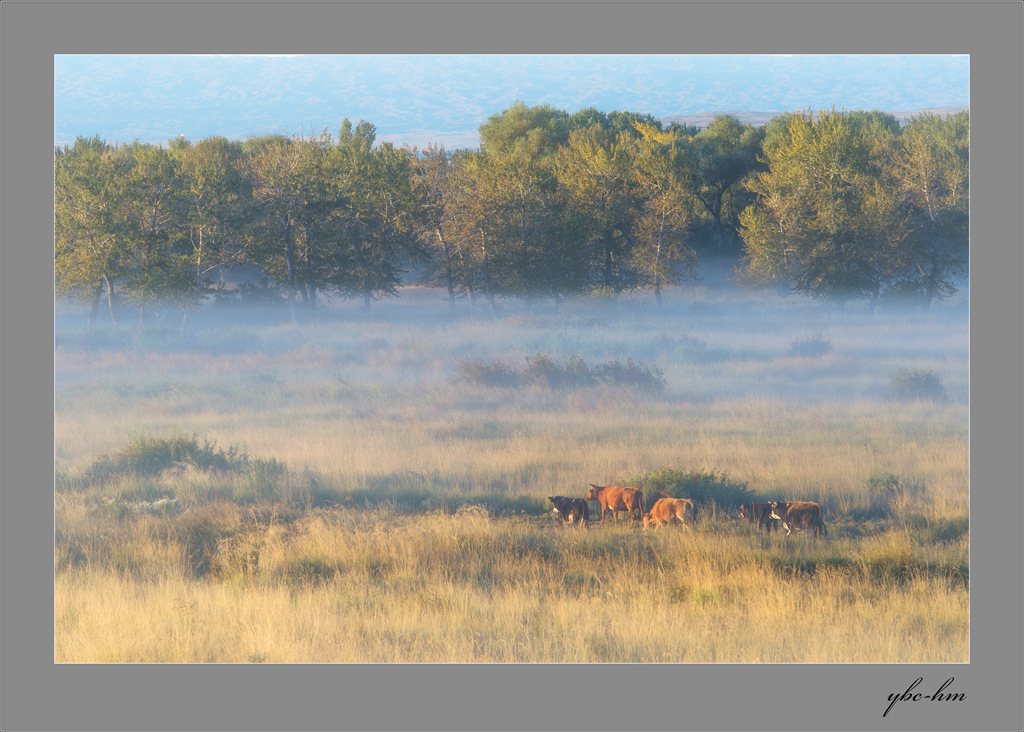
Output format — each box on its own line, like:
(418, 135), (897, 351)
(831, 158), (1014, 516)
(737, 502), (778, 533)
(585, 483), (644, 526)
(548, 495), (589, 528)
(769, 500), (827, 538)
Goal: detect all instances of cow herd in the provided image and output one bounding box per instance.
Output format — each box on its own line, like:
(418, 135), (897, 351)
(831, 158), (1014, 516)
(549, 484), (828, 538)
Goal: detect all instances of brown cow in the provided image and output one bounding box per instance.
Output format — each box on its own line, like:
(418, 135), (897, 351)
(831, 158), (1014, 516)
(769, 500), (827, 538)
(585, 483), (644, 526)
(737, 502), (778, 533)
(643, 497), (694, 529)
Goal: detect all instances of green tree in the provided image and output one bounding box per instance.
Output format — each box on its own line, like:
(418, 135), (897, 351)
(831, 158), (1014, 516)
(688, 115), (764, 251)
(556, 124), (640, 294)
(327, 121), (417, 309)
(889, 111), (969, 307)
(739, 109), (893, 307)
(117, 141), (199, 326)
(55, 137), (133, 328)
(241, 132), (338, 320)
(478, 102), (579, 301)
(409, 145), (504, 308)
(169, 136), (249, 323)
(629, 123), (699, 306)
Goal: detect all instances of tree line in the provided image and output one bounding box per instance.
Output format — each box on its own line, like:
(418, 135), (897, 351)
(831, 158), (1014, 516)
(55, 102), (968, 327)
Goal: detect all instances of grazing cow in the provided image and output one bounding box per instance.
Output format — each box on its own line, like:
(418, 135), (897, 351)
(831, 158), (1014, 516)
(769, 500), (827, 538)
(548, 495), (589, 528)
(737, 502), (778, 533)
(585, 483), (644, 526)
(643, 497), (694, 529)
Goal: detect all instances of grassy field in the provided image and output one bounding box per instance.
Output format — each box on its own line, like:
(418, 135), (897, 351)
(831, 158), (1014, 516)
(54, 279), (969, 663)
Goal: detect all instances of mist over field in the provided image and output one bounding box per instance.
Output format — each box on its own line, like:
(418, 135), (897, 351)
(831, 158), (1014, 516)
(53, 264), (969, 662)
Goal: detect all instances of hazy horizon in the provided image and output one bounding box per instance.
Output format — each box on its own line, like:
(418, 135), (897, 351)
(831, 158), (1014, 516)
(54, 54), (969, 149)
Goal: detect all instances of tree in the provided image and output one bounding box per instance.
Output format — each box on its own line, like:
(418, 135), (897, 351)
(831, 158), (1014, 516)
(241, 132), (336, 320)
(688, 115), (764, 251)
(888, 111), (969, 307)
(555, 124), (640, 294)
(738, 109), (893, 307)
(409, 144), (461, 308)
(478, 103), (579, 301)
(325, 121), (417, 310)
(55, 136), (133, 328)
(117, 141), (194, 326)
(629, 123), (700, 306)
(170, 136), (249, 324)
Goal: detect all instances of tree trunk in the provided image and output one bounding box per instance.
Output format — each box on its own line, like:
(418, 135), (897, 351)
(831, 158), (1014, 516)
(104, 275), (119, 329)
(87, 283), (102, 330)
(437, 228), (456, 310)
(480, 229), (497, 314)
(604, 239), (614, 289)
(284, 218), (297, 323)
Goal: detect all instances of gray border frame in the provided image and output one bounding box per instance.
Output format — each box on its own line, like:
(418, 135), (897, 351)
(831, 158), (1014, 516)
(4, 2), (1021, 731)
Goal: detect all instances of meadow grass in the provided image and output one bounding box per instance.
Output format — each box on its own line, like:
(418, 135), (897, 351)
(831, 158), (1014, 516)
(54, 284), (969, 662)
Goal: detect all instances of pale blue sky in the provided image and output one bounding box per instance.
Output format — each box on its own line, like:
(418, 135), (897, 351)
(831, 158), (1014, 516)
(54, 54), (969, 149)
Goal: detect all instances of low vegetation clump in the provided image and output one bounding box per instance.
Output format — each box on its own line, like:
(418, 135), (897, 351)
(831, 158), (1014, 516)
(887, 368), (946, 402)
(453, 352), (666, 392)
(85, 431), (249, 480)
(626, 465), (755, 511)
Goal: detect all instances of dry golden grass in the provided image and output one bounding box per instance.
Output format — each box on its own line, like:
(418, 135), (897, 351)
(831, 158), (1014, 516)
(54, 288), (969, 663)
(55, 502), (967, 663)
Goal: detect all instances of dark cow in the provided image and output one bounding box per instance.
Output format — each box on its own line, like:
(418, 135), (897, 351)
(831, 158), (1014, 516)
(585, 483), (644, 526)
(548, 495), (589, 528)
(769, 500), (827, 538)
(643, 497), (694, 529)
(737, 502), (778, 533)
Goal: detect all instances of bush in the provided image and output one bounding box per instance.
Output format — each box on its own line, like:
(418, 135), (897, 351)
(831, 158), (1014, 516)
(453, 353), (665, 392)
(626, 465), (754, 511)
(887, 368), (945, 402)
(522, 352), (591, 387)
(789, 335), (833, 358)
(86, 431), (249, 481)
(453, 358), (518, 387)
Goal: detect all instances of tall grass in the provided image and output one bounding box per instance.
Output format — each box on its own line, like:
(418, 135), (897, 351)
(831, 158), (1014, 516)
(54, 283), (968, 662)
(55, 499), (967, 663)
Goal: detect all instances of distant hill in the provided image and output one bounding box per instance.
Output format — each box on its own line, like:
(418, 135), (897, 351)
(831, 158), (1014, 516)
(662, 106), (969, 129)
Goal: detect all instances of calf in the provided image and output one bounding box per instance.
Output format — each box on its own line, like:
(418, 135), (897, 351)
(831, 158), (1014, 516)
(737, 502), (778, 533)
(548, 495), (589, 528)
(585, 483), (644, 526)
(769, 500), (827, 538)
(643, 497), (694, 529)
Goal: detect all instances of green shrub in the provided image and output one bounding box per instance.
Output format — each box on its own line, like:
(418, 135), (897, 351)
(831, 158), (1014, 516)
(86, 430), (248, 481)
(596, 358), (666, 392)
(453, 358), (518, 387)
(887, 368), (945, 402)
(626, 465), (754, 510)
(522, 352), (595, 387)
(453, 353), (665, 392)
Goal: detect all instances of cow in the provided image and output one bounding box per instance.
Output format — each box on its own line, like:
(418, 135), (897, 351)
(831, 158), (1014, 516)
(768, 500), (827, 538)
(585, 483), (644, 526)
(643, 497), (694, 529)
(737, 502), (778, 533)
(548, 495), (589, 528)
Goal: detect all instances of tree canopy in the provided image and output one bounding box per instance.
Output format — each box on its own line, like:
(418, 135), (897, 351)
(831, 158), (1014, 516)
(55, 104), (969, 324)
